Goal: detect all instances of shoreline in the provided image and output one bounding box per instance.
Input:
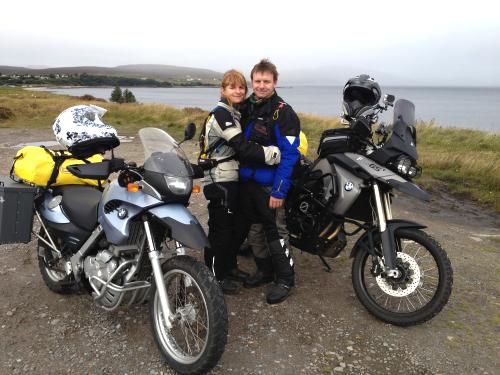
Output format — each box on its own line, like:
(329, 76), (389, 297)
(3, 85), (498, 133)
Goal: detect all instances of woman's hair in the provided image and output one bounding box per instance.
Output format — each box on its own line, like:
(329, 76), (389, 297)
(221, 69), (248, 96)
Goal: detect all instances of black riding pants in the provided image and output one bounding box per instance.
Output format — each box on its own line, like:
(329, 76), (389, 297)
(231, 180), (294, 285)
(203, 181), (239, 280)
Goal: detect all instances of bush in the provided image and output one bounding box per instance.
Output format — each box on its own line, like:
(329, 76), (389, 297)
(0, 106), (15, 120)
(78, 94), (106, 102)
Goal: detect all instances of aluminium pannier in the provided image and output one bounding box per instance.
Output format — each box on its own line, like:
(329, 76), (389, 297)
(0, 176), (36, 244)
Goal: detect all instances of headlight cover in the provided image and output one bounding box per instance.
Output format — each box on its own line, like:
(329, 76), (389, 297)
(394, 156), (421, 178)
(164, 176), (192, 196)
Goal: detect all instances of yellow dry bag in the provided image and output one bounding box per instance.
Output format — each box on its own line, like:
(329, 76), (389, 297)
(11, 146), (105, 187)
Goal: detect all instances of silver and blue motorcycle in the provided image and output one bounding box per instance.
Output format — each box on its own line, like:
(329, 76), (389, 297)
(35, 126), (227, 375)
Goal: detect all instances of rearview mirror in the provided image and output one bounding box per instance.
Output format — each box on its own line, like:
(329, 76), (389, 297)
(384, 94), (395, 106)
(184, 122), (196, 141)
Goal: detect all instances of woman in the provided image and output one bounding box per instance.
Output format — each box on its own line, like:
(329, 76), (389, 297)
(199, 70), (280, 294)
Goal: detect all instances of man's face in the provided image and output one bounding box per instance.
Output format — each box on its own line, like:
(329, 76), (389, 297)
(252, 71), (276, 99)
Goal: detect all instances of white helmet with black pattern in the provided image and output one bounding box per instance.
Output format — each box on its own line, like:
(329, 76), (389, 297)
(53, 105), (119, 157)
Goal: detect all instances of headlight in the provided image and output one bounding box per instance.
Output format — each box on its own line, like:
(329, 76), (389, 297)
(394, 156), (421, 178)
(396, 157), (412, 175)
(164, 176), (192, 195)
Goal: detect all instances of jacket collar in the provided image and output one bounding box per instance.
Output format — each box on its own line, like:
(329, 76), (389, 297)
(217, 98), (241, 121)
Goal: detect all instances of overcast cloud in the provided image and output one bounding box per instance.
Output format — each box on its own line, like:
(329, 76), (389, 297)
(1, 0), (499, 86)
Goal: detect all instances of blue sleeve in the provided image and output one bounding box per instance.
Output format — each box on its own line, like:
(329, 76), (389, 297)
(271, 108), (301, 199)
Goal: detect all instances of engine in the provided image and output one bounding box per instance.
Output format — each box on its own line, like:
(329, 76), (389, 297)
(84, 250), (119, 283)
(84, 250), (122, 309)
(286, 158), (347, 258)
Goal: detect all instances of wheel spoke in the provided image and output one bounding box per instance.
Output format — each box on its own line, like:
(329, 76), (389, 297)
(419, 286), (436, 295)
(414, 290), (423, 306)
(422, 267), (436, 273)
(423, 274), (439, 280)
(185, 318), (203, 352)
(416, 288), (429, 304)
(413, 246), (421, 259)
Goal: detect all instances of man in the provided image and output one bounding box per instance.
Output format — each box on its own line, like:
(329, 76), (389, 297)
(233, 58), (301, 304)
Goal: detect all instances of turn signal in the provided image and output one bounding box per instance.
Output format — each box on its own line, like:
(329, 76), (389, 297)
(127, 183), (141, 193)
(192, 185), (201, 193)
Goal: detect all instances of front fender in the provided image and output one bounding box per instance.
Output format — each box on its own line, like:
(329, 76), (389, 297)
(149, 204), (209, 250)
(349, 219), (427, 258)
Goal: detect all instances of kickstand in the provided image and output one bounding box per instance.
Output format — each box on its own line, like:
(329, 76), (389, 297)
(318, 255), (332, 272)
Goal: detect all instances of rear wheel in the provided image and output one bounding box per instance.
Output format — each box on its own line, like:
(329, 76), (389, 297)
(352, 228), (453, 326)
(149, 255), (227, 375)
(37, 229), (74, 294)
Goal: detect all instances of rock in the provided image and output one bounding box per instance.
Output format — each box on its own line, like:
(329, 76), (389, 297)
(333, 366), (344, 372)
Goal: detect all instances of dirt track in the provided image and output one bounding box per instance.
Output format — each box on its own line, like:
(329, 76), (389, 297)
(0, 129), (498, 375)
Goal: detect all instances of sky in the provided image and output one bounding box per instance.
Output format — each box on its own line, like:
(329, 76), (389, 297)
(1, 0), (499, 86)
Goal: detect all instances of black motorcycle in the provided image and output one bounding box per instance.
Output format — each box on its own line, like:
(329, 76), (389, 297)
(286, 90), (453, 326)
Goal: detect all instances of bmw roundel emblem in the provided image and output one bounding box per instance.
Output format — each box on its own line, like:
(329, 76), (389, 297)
(344, 182), (354, 191)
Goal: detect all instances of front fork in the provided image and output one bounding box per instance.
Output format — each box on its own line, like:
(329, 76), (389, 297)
(143, 219), (174, 329)
(372, 182), (401, 278)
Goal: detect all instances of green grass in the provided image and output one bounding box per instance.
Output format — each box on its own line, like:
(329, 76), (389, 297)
(416, 121), (500, 210)
(0, 87), (207, 136)
(1, 86), (499, 210)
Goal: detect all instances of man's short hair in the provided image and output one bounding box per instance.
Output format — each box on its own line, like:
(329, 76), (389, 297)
(251, 58), (279, 82)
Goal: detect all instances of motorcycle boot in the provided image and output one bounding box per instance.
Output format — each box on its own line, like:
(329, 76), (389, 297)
(226, 267), (250, 283)
(244, 256), (274, 288)
(266, 239), (295, 304)
(219, 279), (239, 295)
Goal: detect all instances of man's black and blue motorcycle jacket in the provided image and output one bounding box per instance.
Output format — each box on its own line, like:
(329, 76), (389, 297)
(240, 92), (301, 199)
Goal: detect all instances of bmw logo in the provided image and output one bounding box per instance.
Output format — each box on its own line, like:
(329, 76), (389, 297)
(117, 208), (128, 219)
(344, 182), (354, 191)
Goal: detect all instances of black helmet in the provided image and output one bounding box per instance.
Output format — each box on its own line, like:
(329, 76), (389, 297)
(342, 74), (381, 118)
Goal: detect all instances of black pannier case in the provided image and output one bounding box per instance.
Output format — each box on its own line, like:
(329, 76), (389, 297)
(0, 176), (37, 244)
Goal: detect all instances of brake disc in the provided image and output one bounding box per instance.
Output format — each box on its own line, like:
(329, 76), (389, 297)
(375, 252), (421, 297)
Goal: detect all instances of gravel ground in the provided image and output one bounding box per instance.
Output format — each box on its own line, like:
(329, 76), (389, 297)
(0, 129), (498, 375)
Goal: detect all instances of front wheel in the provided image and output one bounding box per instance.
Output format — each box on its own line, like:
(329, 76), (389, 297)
(352, 228), (453, 326)
(149, 255), (228, 375)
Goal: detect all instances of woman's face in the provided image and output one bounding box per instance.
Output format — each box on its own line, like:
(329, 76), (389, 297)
(221, 83), (246, 104)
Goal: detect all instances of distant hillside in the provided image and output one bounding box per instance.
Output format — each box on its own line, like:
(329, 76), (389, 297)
(0, 64), (223, 83)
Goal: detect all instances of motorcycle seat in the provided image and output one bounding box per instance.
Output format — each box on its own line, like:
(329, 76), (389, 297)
(53, 185), (102, 231)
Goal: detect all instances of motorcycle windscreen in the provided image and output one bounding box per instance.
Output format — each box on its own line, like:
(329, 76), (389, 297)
(393, 99), (415, 127)
(139, 127), (194, 177)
